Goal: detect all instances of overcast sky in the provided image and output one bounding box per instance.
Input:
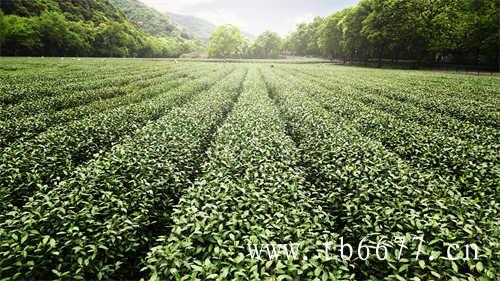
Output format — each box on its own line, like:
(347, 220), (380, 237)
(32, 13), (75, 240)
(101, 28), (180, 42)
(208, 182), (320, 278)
(139, 0), (360, 36)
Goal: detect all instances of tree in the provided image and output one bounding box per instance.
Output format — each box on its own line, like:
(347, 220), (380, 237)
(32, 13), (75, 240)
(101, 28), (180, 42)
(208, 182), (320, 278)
(2, 15), (41, 56)
(360, 0), (394, 66)
(305, 17), (323, 56)
(284, 17), (324, 57)
(67, 21), (94, 56)
(240, 37), (253, 58)
(284, 0), (498, 67)
(0, 0), (60, 18)
(95, 22), (136, 57)
(208, 25), (243, 58)
(340, 1), (373, 62)
(36, 11), (76, 56)
(253, 31), (282, 58)
(285, 23), (309, 56)
(318, 11), (348, 60)
(0, 9), (5, 54)
(459, 0), (499, 64)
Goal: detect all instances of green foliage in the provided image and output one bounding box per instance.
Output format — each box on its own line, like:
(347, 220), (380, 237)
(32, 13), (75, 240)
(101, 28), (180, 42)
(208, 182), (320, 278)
(2, 14), (41, 56)
(0, 0), (125, 23)
(251, 31), (282, 58)
(0, 62), (222, 213)
(0, 58), (498, 280)
(0, 0), (60, 18)
(286, 0), (498, 66)
(0, 64), (201, 149)
(145, 67), (351, 280)
(94, 21), (138, 57)
(284, 23), (307, 56)
(260, 64), (499, 280)
(208, 24), (244, 58)
(286, 16), (324, 57)
(340, 2), (372, 59)
(459, 0), (499, 61)
(0, 0), (197, 57)
(0, 9), (5, 50)
(318, 11), (348, 59)
(36, 11), (82, 56)
(211, 30), (283, 59)
(0, 61), (243, 280)
(108, 0), (193, 41)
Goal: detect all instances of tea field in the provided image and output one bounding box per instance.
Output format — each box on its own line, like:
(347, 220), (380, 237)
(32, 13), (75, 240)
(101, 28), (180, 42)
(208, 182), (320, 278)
(0, 58), (498, 281)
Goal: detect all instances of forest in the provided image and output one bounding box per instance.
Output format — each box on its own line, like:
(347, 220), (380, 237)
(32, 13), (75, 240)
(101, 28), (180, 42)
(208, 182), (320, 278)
(208, 0), (498, 67)
(286, 0), (498, 67)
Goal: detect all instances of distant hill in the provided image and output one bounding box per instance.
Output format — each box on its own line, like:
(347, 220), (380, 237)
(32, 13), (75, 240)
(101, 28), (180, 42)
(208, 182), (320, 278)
(108, 0), (254, 43)
(108, 0), (193, 40)
(165, 12), (216, 42)
(166, 12), (255, 42)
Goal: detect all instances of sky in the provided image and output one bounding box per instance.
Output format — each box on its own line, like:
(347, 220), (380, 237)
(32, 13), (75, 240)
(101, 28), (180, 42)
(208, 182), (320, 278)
(139, 0), (361, 36)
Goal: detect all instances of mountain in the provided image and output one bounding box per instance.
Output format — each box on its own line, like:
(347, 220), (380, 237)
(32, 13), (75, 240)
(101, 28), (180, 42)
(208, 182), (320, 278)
(108, 0), (254, 42)
(164, 12), (216, 43)
(0, 0), (197, 57)
(108, 0), (193, 40)
(166, 11), (256, 42)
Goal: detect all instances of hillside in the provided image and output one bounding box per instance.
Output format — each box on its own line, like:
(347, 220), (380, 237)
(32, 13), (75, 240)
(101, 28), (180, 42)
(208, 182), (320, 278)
(107, 0), (254, 43)
(0, 0), (196, 57)
(108, 0), (193, 40)
(1, 0), (125, 24)
(166, 12), (255, 42)
(165, 12), (217, 42)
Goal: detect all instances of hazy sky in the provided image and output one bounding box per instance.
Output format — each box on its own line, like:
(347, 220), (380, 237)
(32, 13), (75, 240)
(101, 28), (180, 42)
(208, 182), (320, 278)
(139, 0), (360, 36)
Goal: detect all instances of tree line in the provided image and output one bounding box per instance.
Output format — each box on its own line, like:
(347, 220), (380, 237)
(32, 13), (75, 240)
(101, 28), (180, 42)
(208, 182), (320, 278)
(208, 25), (283, 59)
(209, 0), (498, 67)
(208, 24), (283, 58)
(1, 0), (497, 64)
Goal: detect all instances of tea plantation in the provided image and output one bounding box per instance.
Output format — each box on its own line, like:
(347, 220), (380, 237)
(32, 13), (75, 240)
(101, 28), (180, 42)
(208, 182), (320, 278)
(0, 58), (498, 280)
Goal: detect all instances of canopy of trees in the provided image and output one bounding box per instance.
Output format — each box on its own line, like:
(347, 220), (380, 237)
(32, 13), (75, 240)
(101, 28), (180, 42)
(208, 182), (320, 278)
(284, 0), (498, 66)
(208, 25), (244, 58)
(208, 26), (283, 59)
(285, 17), (324, 57)
(251, 31), (282, 59)
(1, 0), (124, 23)
(0, 0), (197, 57)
